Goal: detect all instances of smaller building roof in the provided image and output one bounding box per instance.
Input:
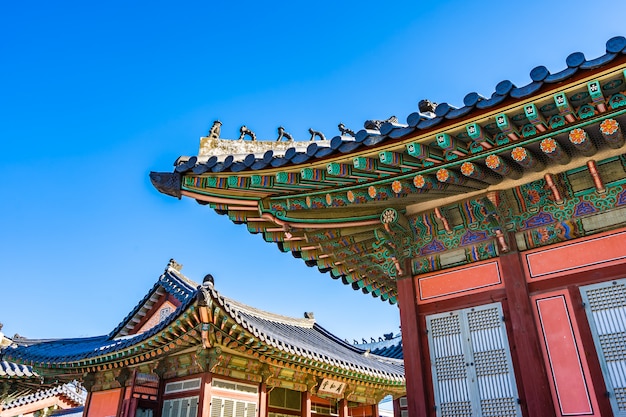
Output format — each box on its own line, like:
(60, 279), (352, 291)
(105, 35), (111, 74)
(4, 262), (196, 365)
(1, 382), (86, 411)
(355, 334), (403, 360)
(202, 283), (404, 380)
(50, 406), (84, 417)
(0, 361), (40, 380)
(0, 360), (46, 405)
(5, 260), (404, 389)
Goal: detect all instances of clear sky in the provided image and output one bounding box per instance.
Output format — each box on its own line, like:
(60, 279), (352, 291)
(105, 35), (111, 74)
(1, 0), (624, 343)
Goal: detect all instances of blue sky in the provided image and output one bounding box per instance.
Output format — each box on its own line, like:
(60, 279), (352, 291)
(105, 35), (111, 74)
(1, 0), (624, 342)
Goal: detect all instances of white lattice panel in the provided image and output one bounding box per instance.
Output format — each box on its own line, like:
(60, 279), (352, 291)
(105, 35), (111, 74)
(427, 303), (521, 417)
(581, 279), (626, 416)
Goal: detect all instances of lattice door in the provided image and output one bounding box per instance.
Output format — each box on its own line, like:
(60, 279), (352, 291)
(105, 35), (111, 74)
(426, 303), (521, 417)
(210, 397), (257, 417)
(581, 279), (626, 417)
(163, 397), (199, 417)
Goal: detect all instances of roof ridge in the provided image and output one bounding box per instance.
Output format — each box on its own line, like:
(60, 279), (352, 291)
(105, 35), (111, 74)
(222, 295), (315, 328)
(108, 259), (198, 339)
(158, 36), (626, 175)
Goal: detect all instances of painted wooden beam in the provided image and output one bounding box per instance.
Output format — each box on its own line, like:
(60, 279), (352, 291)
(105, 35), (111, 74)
(406, 142), (444, 165)
(599, 118), (625, 148)
(495, 113), (520, 141)
(353, 156), (401, 174)
(523, 103), (547, 133)
(466, 122), (495, 150)
(568, 128), (597, 156)
(435, 168), (487, 189)
(553, 92), (576, 123)
(587, 80), (607, 113)
(326, 162), (378, 180)
(485, 154), (523, 179)
(435, 133), (468, 160)
(379, 151), (423, 169)
(460, 161), (502, 184)
(510, 147), (545, 172)
(539, 137), (571, 165)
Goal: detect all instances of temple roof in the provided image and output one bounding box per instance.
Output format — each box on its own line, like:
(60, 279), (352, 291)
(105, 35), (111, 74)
(355, 334), (403, 361)
(1, 382), (86, 411)
(4, 262), (197, 366)
(152, 36), (626, 175)
(0, 361), (40, 380)
(151, 36), (626, 304)
(4, 261), (403, 387)
(109, 259), (196, 338)
(0, 361), (46, 404)
(202, 281), (404, 380)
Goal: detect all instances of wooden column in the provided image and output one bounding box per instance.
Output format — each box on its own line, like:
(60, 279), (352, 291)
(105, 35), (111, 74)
(338, 399), (349, 417)
(499, 251), (555, 417)
(392, 398), (401, 417)
(301, 391), (311, 417)
(199, 373), (213, 417)
(83, 392), (93, 417)
(258, 383), (268, 417)
(396, 259), (429, 417)
(371, 402), (379, 417)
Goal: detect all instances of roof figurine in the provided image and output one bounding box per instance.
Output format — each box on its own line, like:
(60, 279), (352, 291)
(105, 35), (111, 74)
(308, 127), (326, 141)
(237, 125), (257, 141)
(337, 123), (356, 137)
(276, 126), (294, 141)
(208, 120), (221, 140)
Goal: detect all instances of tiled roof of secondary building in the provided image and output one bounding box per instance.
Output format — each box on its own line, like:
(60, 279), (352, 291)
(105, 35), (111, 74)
(109, 259), (197, 338)
(155, 36), (626, 175)
(202, 281), (404, 381)
(355, 334), (403, 360)
(0, 360), (46, 404)
(50, 406), (85, 417)
(5, 262), (403, 385)
(0, 361), (40, 380)
(2, 382), (86, 410)
(4, 262), (197, 366)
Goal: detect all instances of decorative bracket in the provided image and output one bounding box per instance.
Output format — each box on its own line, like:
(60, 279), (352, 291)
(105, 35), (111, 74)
(82, 372), (96, 392)
(195, 346), (222, 372)
(115, 367), (131, 387)
(480, 192), (511, 253)
(372, 208), (415, 277)
(151, 359), (168, 379)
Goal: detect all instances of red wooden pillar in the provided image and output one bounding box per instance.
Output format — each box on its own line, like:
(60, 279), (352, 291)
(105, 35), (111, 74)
(199, 373), (213, 417)
(338, 399), (349, 417)
(371, 402), (379, 417)
(301, 391), (311, 417)
(396, 259), (429, 417)
(499, 251), (555, 417)
(258, 383), (268, 417)
(83, 392), (93, 417)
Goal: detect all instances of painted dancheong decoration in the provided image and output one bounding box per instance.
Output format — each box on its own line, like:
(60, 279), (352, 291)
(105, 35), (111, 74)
(146, 37), (626, 417)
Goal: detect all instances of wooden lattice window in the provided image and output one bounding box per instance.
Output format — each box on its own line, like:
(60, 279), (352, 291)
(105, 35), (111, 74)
(162, 396), (199, 417)
(210, 398), (257, 417)
(426, 303), (522, 417)
(580, 279), (626, 417)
